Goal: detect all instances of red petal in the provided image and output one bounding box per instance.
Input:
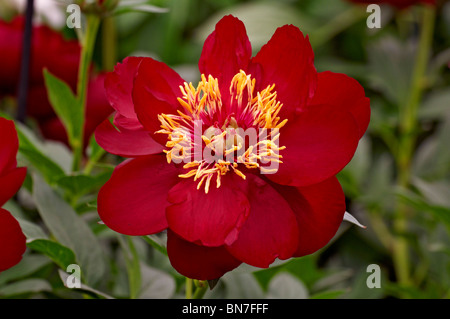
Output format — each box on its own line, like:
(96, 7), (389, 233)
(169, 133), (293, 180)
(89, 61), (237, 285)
(271, 177), (346, 256)
(0, 118), (19, 174)
(113, 113), (142, 131)
(133, 58), (185, 145)
(250, 25), (317, 121)
(226, 174), (299, 268)
(95, 119), (163, 157)
(0, 208), (26, 272)
(167, 230), (241, 280)
(268, 104), (359, 187)
(0, 167), (27, 207)
(198, 15), (252, 103)
(105, 57), (144, 120)
(97, 155), (179, 236)
(166, 174), (250, 247)
(311, 71), (370, 139)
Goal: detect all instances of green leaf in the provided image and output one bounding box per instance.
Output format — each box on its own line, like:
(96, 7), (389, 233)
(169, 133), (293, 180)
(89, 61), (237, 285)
(266, 272), (309, 299)
(58, 270), (114, 299)
(412, 178), (450, 208)
(27, 239), (77, 270)
(139, 263), (175, 299)
(367, 36), (416, 106)
(419, 89), (450, 120)
(15, 123), (66, 184)
(0, 255), (51, 286)
(32, 174), (107, 286)
(210, 272), (265, 299)
(0, 279), (52, 297)
(359, 154), (395, 211)
(114, 3), (169, 15)
(16, 218), (48, 241)
(310, 290), (347, 299)
(397, 188), (450, 230)
(56, 170), (112, 197)
(43, 69), (83, 151)
(413, 114), (450, 179)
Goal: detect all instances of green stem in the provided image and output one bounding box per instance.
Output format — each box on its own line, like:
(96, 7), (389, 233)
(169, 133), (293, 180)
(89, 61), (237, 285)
(141, 235), (168, 256)
(185, 278), (193, 299)
(83, 148), (106, 175)
(368, 208), (395, 251)
(393, 5), (435, 287)
(101, 16), (117, 71)
(118, 235), (141, 299)
(310, 6), (367, 48)
(192, 280), (208, 299)
(72, 15), (101, 172)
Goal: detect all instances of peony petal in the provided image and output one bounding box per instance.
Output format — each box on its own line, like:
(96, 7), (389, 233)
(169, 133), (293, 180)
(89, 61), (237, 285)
(166, 174), (250, 247)
(226, 174), (299, 268)
(0, 167), (27, 207)
(250, 25), (317, 121)
(267, 104), (360, 187)
(105, 57), (145, 120)
(271, 177), (346, 257)
(310, 71), (370, 139)
(198, 15), (252, 103)
(95, 119), (163, 157)
(167, 230), (241, 280)
(133, 58), (185, 145)
(97, 155), (179, 236)
(113, 113), (143, 131)
(0, 208), (27, 272)
(0, 118), (19, 175)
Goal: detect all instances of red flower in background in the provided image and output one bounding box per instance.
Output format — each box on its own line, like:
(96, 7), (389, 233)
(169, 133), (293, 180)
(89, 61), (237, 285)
(96, 15), (370, 280)
(0, 16), (79, 96)
(348, 0), (435, 9)
(0, 16), (112, 147)
(0, 117), (27, 272)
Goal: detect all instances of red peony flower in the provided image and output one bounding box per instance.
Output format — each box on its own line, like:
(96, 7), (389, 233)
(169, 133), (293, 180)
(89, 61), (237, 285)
(348, 0), (435, 9)
(0, 16), (80, 96)
(0, 117), (27, 272)
(96, 15), (370, 280)
(0, 16), (113, 148)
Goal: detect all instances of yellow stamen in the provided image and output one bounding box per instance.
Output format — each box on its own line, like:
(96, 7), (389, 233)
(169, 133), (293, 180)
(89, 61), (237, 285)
(156, 70), (287, 193)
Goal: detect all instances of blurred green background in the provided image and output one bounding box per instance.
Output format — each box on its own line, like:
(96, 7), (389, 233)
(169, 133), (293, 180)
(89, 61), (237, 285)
(1, 0), (450, 299)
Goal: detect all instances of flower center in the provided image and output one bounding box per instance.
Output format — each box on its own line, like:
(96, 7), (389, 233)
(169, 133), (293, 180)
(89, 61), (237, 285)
(157, 70), (287, 193)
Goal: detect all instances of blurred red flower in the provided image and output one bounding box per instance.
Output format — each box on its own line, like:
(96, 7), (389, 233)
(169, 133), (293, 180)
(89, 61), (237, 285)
(0, 16), (113, 147)
(96, 15), (370, 280)
(0, 117), (27, 272)
(348, 0), (435, 9)
(0, 16), (79, 96)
